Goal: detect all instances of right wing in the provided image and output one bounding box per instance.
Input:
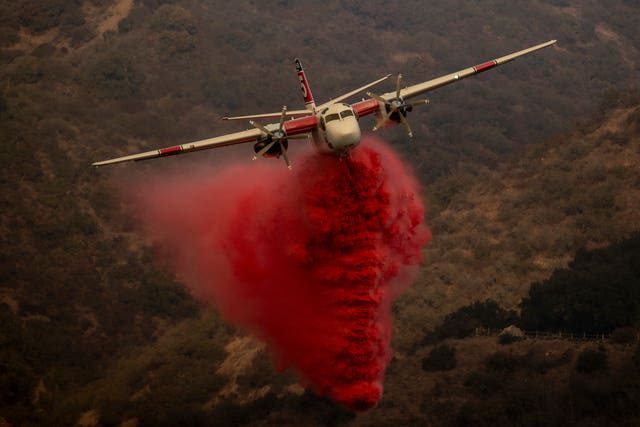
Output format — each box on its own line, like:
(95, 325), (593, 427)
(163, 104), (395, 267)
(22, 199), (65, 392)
(92, 128), (263, 166)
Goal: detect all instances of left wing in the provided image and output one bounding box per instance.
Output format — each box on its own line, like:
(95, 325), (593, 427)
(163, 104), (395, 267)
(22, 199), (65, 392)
(353, 40), (557, 137)
(92, 128), (263, 166)
(393, 39), (557, 101)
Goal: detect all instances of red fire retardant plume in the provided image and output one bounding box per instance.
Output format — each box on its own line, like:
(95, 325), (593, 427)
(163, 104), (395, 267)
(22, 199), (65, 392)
(132, 136), (431, 410)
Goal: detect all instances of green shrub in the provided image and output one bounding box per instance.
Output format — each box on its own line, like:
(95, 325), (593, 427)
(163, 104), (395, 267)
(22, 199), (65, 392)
(83, 52), (144, 99)
(422, 344), (457, 372)
(149, 4), (196, 34)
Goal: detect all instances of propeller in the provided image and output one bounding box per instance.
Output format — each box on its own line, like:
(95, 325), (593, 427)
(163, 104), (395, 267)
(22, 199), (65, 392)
(249, 106), (306, 169)
(367, 74), (429, 138)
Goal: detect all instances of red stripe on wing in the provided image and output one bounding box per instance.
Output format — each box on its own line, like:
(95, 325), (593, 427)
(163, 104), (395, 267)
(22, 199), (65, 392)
(285, 116), (318, 135)
(473, 60), (497, 73)
(159, 145), (183, 156)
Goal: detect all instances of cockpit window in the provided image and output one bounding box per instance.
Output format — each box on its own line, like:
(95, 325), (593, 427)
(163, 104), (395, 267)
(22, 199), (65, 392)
(325, 113), (340, 123)
(340, 110), (354, 119)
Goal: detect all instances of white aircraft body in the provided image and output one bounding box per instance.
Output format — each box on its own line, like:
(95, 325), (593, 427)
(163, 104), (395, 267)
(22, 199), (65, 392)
(92, 40), (557, 168)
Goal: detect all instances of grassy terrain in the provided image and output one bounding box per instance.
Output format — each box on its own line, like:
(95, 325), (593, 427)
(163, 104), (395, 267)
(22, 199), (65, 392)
(1, 0), (640, 425)
(397, 94), (640, 349)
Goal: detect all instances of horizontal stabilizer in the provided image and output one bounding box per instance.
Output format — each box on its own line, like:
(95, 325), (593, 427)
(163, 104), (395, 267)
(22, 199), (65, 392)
(317, 74), (392, 110)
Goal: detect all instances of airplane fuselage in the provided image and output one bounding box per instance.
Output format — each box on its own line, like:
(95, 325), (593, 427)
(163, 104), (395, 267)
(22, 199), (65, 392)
(314, 104), (361, 155)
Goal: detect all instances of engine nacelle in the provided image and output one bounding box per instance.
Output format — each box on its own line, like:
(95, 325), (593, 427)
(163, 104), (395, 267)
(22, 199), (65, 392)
(386, 103), (411, 124)
(374, 100), (413, 129)
(253, 136), (288, 158)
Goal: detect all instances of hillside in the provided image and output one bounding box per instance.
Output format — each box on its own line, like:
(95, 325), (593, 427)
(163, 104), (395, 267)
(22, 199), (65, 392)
(2, 0), (640, 180)
(2, 0), (640, 426)
(42, 89), (639, 427)
(394, 93), (640, 348)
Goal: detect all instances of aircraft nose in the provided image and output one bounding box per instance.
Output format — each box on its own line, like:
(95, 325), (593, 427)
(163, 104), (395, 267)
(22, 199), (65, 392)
(325, 119), (362, 153)
(336, 123), (361, 145)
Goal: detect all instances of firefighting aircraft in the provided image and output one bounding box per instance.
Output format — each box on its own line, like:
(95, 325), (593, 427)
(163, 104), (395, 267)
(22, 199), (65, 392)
(92, 40), (556, 168)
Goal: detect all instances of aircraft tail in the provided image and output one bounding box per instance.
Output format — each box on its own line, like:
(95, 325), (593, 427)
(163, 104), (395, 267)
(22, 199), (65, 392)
(295, 58), (316, 111)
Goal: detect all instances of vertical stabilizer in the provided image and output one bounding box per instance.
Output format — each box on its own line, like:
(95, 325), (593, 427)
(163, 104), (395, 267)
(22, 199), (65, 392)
(295, 58), (316, 111)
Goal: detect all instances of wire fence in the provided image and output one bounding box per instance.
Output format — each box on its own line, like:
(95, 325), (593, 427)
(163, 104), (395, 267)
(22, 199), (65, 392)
(473, 327), (640, 343)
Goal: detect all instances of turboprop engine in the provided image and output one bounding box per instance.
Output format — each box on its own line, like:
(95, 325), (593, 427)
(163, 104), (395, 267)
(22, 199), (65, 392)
(253, 134), (288, 158)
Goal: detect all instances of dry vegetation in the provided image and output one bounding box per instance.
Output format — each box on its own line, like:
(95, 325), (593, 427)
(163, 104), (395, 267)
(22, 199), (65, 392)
(1, 0), (640, 425)
(394, 99), (640, 347)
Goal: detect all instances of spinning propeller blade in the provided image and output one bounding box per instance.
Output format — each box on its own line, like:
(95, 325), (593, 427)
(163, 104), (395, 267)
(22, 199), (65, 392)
(249, 106), (300, 168)
(367, 74), (429, 138)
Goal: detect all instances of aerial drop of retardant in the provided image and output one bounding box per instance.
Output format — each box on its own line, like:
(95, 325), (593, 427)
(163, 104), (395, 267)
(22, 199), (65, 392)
(131, 136), (431, 410)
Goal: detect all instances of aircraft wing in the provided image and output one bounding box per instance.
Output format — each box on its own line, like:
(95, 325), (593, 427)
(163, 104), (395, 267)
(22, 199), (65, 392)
(385, 39), (557, 102)
(92, 128), (263, 166)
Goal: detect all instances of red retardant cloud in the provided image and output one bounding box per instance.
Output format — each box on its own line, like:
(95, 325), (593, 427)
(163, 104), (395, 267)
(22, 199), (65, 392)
(131, 136), (431, 410)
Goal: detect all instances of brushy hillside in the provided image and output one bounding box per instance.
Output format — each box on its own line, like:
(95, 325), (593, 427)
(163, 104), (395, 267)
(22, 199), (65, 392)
(2, 0), (640, 426)
(396, 93), (640, 347)
(2, 0), (640, 181)
(4, 78), (640, 427)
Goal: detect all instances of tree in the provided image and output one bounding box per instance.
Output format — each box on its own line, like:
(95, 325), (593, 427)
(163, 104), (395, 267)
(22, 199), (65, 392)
(520, 234), (640, 334)
(423, 300), (518, 343)
(84, 52), (145, 99)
